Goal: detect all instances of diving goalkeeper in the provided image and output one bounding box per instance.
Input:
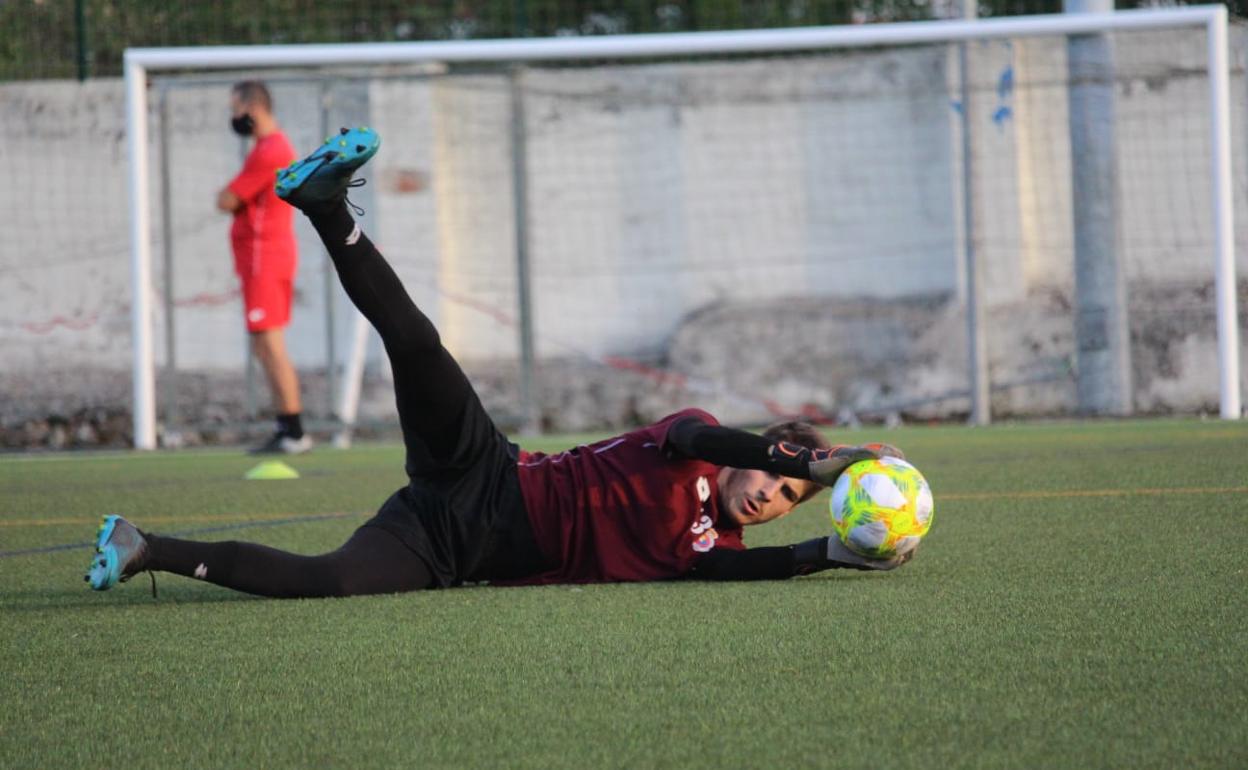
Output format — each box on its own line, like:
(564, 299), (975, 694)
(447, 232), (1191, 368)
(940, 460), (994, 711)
(85, 129), (915, 598)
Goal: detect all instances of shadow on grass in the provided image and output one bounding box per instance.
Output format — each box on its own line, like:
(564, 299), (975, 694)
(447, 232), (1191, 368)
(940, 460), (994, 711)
(0, 586), (268, 612)
(3, 565), (922, 614)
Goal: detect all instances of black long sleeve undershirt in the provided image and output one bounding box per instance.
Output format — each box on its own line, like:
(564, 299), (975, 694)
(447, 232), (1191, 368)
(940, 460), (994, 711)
(687, 537), (845, 581)
(664, 417), (819, 480)
(687, 544), (800, 580)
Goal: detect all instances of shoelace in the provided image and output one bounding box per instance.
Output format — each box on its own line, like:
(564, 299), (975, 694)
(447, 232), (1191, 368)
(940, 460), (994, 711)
(114, 567), (159, 598)
(293, 149), (369, 217)
(344, 177), (367, 217)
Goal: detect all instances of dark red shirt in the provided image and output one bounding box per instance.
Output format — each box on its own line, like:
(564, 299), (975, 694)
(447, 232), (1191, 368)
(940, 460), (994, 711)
(510, 408), (745, 585)
(228, 131), (297, 277)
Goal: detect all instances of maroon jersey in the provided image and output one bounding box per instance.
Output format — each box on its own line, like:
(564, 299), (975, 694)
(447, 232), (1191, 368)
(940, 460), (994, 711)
(508, 408), (745, 585)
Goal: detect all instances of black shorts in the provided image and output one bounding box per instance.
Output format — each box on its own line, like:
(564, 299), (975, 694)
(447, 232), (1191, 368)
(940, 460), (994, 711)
(362, 395), (550, 588)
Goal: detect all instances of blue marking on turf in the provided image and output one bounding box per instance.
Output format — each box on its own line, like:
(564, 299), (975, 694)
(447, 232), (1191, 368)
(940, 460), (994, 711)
(0, 511), (359, 559)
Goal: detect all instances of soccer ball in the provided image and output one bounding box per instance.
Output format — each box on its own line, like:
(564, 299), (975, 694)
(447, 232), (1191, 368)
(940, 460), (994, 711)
(829, 457), (934, 559)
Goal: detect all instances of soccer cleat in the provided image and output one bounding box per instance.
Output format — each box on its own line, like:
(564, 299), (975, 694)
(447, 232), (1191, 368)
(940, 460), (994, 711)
(248, 433), (313, 456)
(85, 515), (150, 591)
(275, 126), (381, 215)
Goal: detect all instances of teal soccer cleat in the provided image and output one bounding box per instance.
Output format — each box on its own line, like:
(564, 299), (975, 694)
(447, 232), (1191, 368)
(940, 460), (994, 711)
(85, 515), (150, 592)
(275, 126), (381, 215)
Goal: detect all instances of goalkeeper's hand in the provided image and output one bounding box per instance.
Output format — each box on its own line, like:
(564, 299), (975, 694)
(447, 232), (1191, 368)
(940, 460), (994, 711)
(807, 442), (906, 487)
(792, 536), (917, 574)
(824, 535), (916, 571)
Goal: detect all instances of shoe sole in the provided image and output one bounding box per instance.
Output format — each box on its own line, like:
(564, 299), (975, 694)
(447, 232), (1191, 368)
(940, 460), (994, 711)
(274, 127), (381, 203)
(85, 514), (123, 591)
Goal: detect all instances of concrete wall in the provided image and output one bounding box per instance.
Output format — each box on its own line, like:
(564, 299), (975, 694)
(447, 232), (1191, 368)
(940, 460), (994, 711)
(2, 27), (1246, 441)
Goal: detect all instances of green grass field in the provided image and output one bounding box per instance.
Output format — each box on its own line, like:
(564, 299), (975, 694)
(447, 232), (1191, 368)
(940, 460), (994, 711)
(2, 419), (1246, 769)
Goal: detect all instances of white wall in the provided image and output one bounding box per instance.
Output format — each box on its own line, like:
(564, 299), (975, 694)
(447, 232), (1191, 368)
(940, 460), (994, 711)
(1, 27), (1244, 420)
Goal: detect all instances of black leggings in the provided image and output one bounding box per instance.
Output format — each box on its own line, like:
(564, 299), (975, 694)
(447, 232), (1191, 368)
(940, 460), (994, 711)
(146, 526), (431, 598)
(146, 204), (485, 597)
(310, 205), (481, 471)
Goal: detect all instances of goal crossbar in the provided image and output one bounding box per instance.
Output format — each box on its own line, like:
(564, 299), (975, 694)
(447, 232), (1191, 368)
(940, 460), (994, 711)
(124, 5), (1240, 447)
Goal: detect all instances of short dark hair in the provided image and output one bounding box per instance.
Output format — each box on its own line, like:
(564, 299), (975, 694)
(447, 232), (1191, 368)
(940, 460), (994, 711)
(231, 80), (272, 111)
(761, 420), (830, 451)
(761, 420), (831, 502)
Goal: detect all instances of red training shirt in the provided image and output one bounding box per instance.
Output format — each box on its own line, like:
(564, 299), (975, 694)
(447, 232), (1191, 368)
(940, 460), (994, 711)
(509, 408), (745, 585)
(227, 131), (297, 277)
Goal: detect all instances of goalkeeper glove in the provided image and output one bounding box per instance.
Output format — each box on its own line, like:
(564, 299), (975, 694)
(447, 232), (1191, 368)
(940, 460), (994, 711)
(792, 535), (917, 574)
(807, 442), (905, 487)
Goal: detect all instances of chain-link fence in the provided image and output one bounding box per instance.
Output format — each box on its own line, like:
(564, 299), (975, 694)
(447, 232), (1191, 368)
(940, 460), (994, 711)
(0, 0), (1106, 81)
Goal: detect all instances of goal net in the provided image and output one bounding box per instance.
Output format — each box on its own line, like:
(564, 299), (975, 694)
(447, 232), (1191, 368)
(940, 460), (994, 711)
(54, 8), (1248, 446)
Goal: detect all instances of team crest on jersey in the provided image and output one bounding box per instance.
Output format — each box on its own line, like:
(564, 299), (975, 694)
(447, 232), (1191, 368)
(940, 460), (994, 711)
(690, 513), (719, 552)
(690, 476), (718, 552)
(692, 529), (719, 552)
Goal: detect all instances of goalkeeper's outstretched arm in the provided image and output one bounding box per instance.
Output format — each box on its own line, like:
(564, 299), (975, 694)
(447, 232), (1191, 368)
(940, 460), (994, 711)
(686, 537), (916, 581)
(664, 415), (901, 488)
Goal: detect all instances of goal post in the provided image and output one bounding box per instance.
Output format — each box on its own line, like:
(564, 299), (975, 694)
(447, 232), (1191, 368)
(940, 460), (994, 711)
(124, 6), (1241, 449)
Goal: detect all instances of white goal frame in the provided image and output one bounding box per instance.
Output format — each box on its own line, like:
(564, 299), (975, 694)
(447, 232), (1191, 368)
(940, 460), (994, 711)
(124, 5), (1241, 448)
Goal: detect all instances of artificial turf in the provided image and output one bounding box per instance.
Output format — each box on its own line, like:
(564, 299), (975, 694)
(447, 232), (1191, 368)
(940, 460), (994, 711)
(1, 418), (1245, 769)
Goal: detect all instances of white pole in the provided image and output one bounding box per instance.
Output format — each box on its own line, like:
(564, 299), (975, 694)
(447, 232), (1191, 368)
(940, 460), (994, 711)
(125, 57), (158, 450)
(1207, 8), (1242, 419)
(332, 312), (371, 449)
(959, 0), (990, 426)
(509, 67), (540, 436)
(1067, 0), (1133, 416)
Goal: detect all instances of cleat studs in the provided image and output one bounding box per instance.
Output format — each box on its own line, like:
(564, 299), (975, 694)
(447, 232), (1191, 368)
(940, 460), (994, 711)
(356, 144), (366, 153)
(340, 127), (349, 135)
(339, 140), (347, 147)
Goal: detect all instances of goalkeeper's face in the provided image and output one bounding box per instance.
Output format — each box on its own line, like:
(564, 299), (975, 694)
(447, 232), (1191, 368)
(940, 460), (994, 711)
(717, 468), (815, 527)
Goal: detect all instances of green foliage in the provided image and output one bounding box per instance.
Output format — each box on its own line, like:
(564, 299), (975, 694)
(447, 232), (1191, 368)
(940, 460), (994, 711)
(2, 418), (1247, 768)
(0, 0), (1073, 82)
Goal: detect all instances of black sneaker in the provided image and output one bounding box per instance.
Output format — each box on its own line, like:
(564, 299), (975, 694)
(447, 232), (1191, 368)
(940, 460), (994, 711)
(275, 127), (381, 215)
(248, 433), (313, 455)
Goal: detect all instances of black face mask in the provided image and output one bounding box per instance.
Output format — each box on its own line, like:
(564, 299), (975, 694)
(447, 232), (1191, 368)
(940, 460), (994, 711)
(231, 113), (256, 137)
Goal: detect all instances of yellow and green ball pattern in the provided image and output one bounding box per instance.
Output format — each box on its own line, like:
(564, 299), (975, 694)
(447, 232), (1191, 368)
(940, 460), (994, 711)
(829, 457), (934, 559)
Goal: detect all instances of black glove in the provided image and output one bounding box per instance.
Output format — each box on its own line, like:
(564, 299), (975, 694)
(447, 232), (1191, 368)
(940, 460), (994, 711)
(861, 442), (905, 460)
(808, 446), (879, 487)
(807, 442), (907, 487)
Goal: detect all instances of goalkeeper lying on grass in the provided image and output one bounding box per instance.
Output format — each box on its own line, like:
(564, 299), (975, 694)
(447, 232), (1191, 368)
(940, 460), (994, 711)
(86, 128), (915, 598)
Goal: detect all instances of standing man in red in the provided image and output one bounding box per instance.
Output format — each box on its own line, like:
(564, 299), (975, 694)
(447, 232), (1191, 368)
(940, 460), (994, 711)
(217, 81), (311, 454)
